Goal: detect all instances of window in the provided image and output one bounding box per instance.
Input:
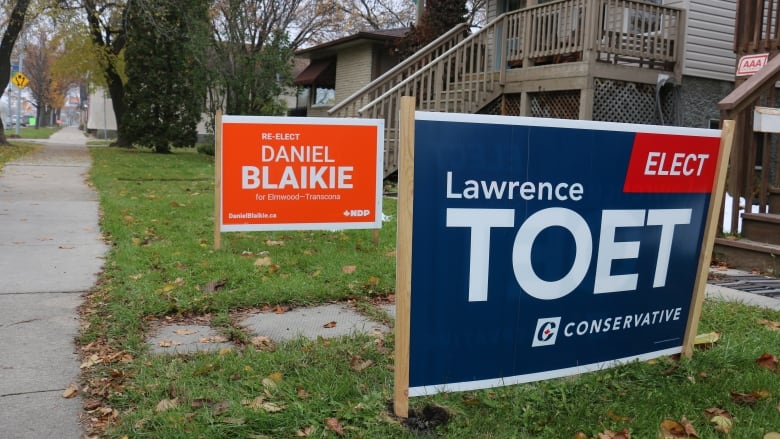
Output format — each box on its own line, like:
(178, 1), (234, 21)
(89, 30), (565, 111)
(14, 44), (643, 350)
(314, 88), (335, 106)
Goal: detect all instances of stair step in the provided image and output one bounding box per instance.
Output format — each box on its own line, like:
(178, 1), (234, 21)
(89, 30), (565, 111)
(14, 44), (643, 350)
(713, 237), (780, 274)
(741, 213), (780, 245)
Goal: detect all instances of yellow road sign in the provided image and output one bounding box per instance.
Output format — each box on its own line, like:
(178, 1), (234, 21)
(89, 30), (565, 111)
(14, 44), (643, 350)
(12, 72), (29, 89)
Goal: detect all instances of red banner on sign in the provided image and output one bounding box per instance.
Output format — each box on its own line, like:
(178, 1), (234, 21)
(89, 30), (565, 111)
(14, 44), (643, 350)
(623, 133), (719, 193)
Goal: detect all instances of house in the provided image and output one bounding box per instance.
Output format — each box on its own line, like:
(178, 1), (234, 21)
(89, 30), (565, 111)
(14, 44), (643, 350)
(328, 0), (694, 177)
(293, 28), (407, 117)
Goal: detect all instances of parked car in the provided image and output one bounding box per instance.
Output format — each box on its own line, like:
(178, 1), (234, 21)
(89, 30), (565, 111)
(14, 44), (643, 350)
(6, 115), (28, 127)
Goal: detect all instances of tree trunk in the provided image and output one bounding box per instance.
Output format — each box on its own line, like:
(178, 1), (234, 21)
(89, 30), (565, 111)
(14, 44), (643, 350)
(0, 0), (33, 146)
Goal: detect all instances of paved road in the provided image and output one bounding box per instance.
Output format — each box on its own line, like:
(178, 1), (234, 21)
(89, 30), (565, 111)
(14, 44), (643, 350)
(0, 127), (106, 439)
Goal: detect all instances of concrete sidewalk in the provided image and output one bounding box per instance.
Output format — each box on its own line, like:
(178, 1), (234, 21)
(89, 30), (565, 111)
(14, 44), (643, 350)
(0, 126), (106, 439)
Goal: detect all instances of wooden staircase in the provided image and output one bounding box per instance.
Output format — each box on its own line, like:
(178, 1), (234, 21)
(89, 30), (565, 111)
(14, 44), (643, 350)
(713, 187), (780, 274)
(328, 0), (684, 178)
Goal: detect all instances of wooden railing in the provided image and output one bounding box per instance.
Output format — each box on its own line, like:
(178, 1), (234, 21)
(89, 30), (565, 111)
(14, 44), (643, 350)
(328, 23), (470, 118)
(595, 0), (683, 69)
(734, 0), (780, 54)
(330, 0), (682, 177)
(722, 0), (780, 234)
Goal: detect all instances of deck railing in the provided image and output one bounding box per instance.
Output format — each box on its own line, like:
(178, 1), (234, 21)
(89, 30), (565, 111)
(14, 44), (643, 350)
(330, 0), (683, 177)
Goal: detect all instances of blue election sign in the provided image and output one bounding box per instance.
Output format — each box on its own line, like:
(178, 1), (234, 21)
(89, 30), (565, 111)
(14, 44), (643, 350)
(408, 112), (721, 396)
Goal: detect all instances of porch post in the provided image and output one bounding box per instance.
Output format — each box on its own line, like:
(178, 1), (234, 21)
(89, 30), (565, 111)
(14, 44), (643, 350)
(519, 91), (531, 116)
(579, 82), (594, 120)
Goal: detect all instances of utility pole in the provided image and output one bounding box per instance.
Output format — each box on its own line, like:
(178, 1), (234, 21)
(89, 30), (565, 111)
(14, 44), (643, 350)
(15, 42), (24, 136)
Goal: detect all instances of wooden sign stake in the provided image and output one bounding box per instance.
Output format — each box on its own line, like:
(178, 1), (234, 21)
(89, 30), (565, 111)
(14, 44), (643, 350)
(394, 96), (416, 418)
(681, 119), (735, 357)
(214, 110), (223, 250)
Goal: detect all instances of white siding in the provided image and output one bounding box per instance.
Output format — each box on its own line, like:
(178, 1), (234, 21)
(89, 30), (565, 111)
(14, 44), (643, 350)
(667, 0), (736, 81)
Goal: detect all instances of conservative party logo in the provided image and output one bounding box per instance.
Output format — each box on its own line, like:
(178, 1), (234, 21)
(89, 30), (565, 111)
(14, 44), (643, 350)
(532, 317), (561, 347)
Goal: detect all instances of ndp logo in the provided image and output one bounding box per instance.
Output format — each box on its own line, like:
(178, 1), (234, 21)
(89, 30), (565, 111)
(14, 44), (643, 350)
(531, 317), (561, 347)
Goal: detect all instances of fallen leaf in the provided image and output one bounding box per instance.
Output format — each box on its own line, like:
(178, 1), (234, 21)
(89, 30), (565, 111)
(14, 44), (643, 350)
(265, 239), (285, 246)
(680, 417), (698, 438)
(218, 347), (232, 355)
(80, 354), (102, 369)
(242, 396), (265, 408)
(262, 378), (278, 389)
(597, 428), (631, 439)
(349, 355), (375, 372)
(764, 433), (780, 439)
(62, 383), (79, 398)
(262, 402), (284, 413)
(303, 249), (316, 255)
(730, 390), (771, 406)
(341, 265), (356, 274)
(367, 275), (380, 286)
(575, 432), (588, 439)
(201, 278), (228, 293)
(273, 305), (289, 314)
(250, 336), (275, 350)
(659, 418), (697, 438)
(213, 400), (230, 415)
(129, 273), (143, 280)
(710, 415), (733, 434)
(758, 319), (780, 331)
(607, 409), (632, 423)
(297, 386), (311, 398)
(198, 335), (229, 343)
(173, 329), (199, 336)
(158, 340), (181, 348)
(694, 331), (720, 349)
(755, 353), (779, 370)
(325, 418), (345, 436)
(296, 425), (314, 437)
(323, 321), (337, 328)
(220, 417), (246, 425)
(255, 256), (273, 267)
(155, 398), (178, 413)
(268, 372), (283, 383)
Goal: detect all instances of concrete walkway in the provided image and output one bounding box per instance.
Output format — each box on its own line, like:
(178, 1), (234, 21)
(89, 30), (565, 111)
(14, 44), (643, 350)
(0, 127), (106, 439)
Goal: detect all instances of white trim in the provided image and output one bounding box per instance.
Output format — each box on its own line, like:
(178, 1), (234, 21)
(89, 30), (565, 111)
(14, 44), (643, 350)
(408, 347), (682, 397)
(415, 111), (722, 138)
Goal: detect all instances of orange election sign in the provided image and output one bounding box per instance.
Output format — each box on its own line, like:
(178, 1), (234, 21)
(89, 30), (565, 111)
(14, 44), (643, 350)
(219, 116), (384, 231)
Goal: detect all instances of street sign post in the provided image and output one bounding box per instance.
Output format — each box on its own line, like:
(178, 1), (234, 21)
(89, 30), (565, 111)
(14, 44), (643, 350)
(11, 72), (29, 89)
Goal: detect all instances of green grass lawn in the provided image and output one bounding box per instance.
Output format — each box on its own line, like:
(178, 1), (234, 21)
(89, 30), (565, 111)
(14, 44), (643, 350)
(9, 125), (61, 139)
(83, 147), (780, 438)
(0, 142), (37, 168)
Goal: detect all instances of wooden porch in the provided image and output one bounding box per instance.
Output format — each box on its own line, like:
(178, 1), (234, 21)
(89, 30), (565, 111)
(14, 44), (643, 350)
(714, 0), (780, 274)
(329, 0), (685, 177)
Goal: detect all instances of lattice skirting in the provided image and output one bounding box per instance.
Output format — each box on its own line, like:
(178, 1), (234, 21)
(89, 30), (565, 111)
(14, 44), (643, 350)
(593, 78), (679, 125)
(478, 79), (680, 126)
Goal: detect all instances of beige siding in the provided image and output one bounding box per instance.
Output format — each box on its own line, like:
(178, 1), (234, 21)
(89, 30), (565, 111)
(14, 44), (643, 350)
(335, 45), (374, 104)
(666, 0), (736, 81)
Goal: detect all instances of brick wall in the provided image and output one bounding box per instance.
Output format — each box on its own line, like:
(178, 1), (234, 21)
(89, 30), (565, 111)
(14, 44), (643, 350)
(335, 45), (374, 104)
